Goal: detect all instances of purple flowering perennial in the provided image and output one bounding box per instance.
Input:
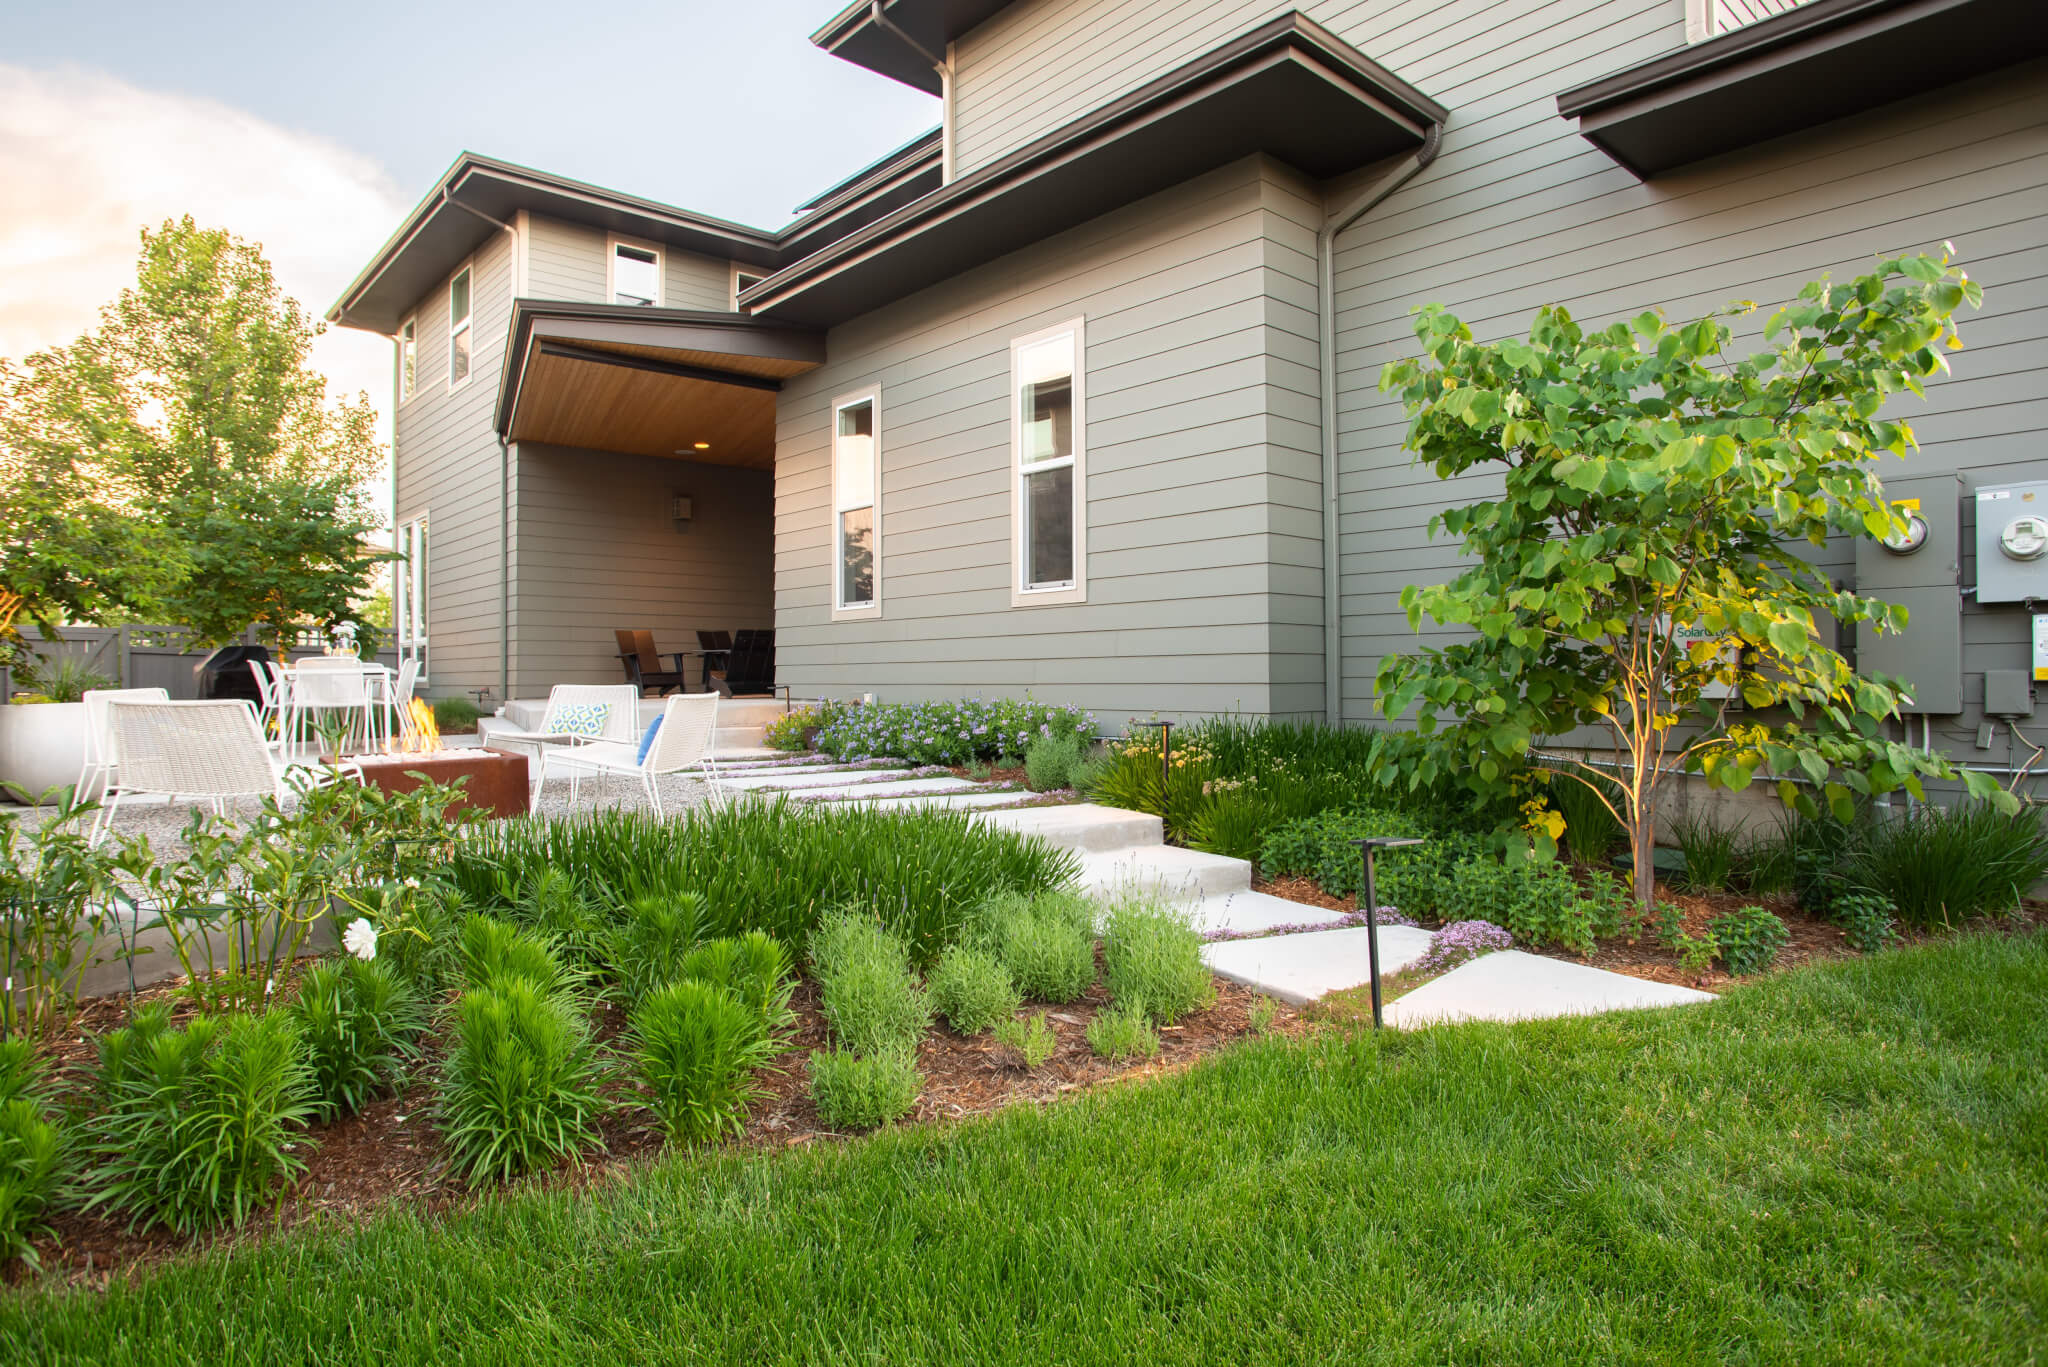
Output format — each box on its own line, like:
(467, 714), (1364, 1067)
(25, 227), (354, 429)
(1202, 907), (1417, 943)
(1410, 920), (1512, 977)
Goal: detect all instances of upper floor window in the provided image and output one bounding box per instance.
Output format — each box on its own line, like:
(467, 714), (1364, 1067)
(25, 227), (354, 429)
(447, 267), (472, 389)
(832, 387), (881, 618)
(1010, 318), (1086, 605)
(610, 237), (663, 307)
(398, 316), (417, 401)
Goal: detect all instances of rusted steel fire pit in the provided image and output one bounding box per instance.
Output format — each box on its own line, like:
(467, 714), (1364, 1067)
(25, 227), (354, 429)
(351, 748), (529, 819)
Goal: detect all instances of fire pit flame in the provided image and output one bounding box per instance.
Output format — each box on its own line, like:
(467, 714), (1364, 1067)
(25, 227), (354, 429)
(392, 697), (442, 754)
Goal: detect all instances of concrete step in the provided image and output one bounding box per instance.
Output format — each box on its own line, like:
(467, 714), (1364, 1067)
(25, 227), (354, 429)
(712, 724), (767, 750)
(1201, 925), (1437, 1006)
(715, 767), (914, 791)
(975, 802), (1163, 854)
(714, 697), (802, 727)
(1183, 889), (1351, 937)
(1078, 845), (1250, 901)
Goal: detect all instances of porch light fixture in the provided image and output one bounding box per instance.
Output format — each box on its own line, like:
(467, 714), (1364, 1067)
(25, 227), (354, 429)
(1351, 836), (1426, 1029)
(671, 495), (694, 526)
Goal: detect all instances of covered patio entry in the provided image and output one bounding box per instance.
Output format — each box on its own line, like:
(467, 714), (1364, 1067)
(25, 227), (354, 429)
(493, 301), (823, 696)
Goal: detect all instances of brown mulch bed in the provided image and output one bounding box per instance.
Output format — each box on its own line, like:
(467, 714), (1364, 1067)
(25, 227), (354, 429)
(14, 963), (1300, 1291)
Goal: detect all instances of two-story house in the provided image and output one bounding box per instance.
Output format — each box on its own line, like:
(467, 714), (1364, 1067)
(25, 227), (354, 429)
(330, 0), (2047, 770)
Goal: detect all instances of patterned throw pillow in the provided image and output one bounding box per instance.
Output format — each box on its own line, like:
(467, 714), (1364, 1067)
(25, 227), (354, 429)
(553, 702), (611, 738)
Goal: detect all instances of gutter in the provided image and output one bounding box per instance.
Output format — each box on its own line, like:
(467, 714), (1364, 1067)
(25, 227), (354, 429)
(1318, 123), (1442, 728)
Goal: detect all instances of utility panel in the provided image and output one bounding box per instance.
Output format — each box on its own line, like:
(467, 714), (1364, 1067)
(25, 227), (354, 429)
(1856, 474), (1963, 714)
(1975, 481), (2048, 603)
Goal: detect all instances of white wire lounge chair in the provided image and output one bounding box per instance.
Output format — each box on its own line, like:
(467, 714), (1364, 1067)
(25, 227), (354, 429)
(487, 684), (641, 762)
(97, 700), (289, 842)
(78, 687), (170, 818)
(533, 692), (721, 817)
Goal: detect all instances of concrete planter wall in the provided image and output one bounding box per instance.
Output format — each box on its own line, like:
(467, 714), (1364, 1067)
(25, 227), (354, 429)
(0, 701), (86, 804)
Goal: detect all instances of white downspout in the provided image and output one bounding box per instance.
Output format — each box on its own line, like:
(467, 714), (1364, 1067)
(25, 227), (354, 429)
(1318, 124), (1442, 727)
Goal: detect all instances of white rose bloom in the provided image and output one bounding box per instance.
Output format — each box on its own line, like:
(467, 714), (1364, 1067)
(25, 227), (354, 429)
(343, 917), (379, 961)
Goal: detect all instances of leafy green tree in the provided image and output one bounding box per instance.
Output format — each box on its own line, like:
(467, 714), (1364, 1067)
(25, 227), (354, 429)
(0, 217), (387, 654)
(1374, 249), (2012, 912)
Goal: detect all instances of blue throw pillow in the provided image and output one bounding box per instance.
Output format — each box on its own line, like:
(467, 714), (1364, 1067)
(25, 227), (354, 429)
(635, 716), (663, 764)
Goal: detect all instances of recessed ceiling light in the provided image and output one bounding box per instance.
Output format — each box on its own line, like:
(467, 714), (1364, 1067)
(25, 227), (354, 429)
(693, 441), (711, 451)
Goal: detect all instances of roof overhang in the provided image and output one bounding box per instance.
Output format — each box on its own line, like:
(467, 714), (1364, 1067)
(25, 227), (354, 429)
(1555, 0), (2048, 178)
(780, 128), (945, 258)
(496, 301), (824, 468)
(328, 156), (781, 335)
(810, 0), (1017, 94)
(747, 12), (1448, 329)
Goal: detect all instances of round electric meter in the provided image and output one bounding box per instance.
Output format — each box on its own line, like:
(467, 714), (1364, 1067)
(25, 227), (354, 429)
(1881, 511), (1929, 555)
(1999, 515), (2048, 561)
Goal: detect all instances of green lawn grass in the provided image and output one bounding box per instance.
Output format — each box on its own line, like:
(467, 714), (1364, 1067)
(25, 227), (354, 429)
(10, 933), (2045, 1364)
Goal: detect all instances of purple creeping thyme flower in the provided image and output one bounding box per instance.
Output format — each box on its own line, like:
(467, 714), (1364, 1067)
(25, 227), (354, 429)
(1201, 908), (1415, 943)
(1410, 920), (1512, 977)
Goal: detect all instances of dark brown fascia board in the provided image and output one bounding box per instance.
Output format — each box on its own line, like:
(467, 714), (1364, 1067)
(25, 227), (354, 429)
(327, 153), (781, 332)
(810, 0), (1017, 95)
(532, 341), (785, 393)
(791, 126), (943, 214)
(778, 142), (946, 257)
(495, 300), (824, 438)
(745, 11), (1447, 323)
(1555, 0), (2045, 178)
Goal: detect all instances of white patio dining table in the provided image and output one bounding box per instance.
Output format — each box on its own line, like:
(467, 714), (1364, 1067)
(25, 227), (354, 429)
(279, 659), (401, 757)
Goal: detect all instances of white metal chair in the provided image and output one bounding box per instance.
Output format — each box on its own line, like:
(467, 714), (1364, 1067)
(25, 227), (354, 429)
(78, 687), (170, 829)
(487, 684), (641, 760)
(534, 692), (721, 817)
(247, 661), (283, 733)
(284, 660), (376, 759)
(97, 700), (288, 842)
(388, 657), (422, 747)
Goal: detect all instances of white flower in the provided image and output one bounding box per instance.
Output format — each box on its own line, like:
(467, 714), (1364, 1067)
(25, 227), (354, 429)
(343, 917), (379, 961)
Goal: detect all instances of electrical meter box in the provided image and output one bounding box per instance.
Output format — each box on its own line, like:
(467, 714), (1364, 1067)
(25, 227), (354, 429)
(1856, 474), (1963, 713)
(1975, 481), (2048, 603)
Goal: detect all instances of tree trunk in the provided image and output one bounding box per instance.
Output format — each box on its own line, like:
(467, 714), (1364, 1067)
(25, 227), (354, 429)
(1631, 791), (1657, 916)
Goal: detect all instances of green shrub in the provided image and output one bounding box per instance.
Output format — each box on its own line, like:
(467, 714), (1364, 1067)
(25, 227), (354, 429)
(607, 892), (707, 1007)
(438, 978), (607, 1186)
(1830, 890), (1899, 954)
(1709, 906), (1789, 976)
(1087, 744), (1163, 818)
(813, 696), (1094, 766)
(1024, 731), (1084, 792)
(0, 1042), (65, 1268)
(1674, 931), (1719, 977)
(1085, 1002), (1159, 1061)
(629, 980), (777, 1144)
(450, 802), (1077, 966)
(84, 1008), (316, 1234)
(458, 914), (585, 1001)
(993, 1012), (1056, 1068)
(1546, 768), (1624, 864)
(1672, 810), (1742, 892)
(810, 911), (931, 1056)
(763, 705), (822, 752)
(432, 696), (481, 731)
(809, 1048), (921, 1130)
(927, 945), (1020, 1036)
(970, 890), (1096, 1004)
(1260, 808), (1448, 911)
(1849, 802), (2048, 929)
(291, 958), (425, 1122)
(1186, 784), (1278, 865)
(1436, 857), (1622, 956)
(1100, 898), (1212, 1024)
(679, 931), (796, 1041)
(15, 653), (116, 704)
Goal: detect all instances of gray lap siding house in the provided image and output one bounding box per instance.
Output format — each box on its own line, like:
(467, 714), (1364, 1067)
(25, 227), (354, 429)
(339, 0), (2048, 773)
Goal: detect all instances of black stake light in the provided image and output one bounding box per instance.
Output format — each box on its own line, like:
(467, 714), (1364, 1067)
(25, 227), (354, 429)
(1352, 836), (1425, 1029)
(1129, 719), (1174, 797)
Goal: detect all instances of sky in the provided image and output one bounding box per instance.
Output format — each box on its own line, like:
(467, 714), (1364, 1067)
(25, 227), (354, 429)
(0, 0), (939, 520)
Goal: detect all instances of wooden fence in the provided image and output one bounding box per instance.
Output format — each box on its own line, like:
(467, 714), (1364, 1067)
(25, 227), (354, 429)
(3, 625), (399, 702)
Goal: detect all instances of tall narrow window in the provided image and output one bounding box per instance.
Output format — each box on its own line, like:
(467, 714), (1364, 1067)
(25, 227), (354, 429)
(447, 267), (472, 388)
(831, 388), (880, 618)
(610, 237), (663, 307)
(395, 514), (429, 680)
(398, 317), (417, 401)
(1010, 319), (1086, 604)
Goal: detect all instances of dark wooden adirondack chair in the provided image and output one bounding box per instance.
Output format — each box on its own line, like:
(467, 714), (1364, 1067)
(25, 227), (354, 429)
(718, 629), (776, 696)
(695, 630), (733, 692)
(615, 630), (687, 695)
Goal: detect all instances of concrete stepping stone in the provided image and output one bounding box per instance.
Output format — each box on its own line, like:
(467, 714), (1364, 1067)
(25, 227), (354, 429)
(976, 803), (1164, 853)
(841, 790), (1045, 812)
(774, 777), (984, 801)
(1202, 925), (1436, 1004)
(1184, 890), (1351, 937)
(1382, 950), (1715, 1029)
(1079, 845), (1250, 901)
(715, 767), (914, 790)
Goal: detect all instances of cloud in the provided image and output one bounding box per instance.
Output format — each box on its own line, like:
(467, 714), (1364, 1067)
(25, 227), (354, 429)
(0, 63), (409, 515)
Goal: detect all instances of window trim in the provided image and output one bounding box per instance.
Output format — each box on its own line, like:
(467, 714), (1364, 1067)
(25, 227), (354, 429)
(730, 261), (766, 311)
(394, 512), (429, 683)
(607, 233), (665, 308)
(1008, 316), (1087, 607)
(397, 315), (418, 403)
(446, 263), (474, 392)
(829, 384), (882, 622)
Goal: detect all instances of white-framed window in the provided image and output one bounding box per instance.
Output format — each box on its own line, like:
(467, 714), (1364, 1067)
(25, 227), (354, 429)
(394, 514), (429, 681)
(831, 386), (881, 618)
(397, 316), (417, 402)
(609, 235), (664, 307)
(1009, 318), (1086, 605)
(731, 263), (765, 310)
(447, 266), (472, 389)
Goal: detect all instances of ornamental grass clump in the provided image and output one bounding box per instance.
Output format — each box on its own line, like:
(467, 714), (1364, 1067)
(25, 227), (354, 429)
(679, 931), (796, 1041)
(83, 1005), (316, 1235)
(809, 912), (931, 1056)
(1848, 801), (2048, 929)
(290, 957), (426, 1122)
(969, 890), (1096, 1004)
(927, 944), (1020, 1036)
(629, 980), (778, 1145)
(1100, 898), (1212, 1025)
(808, 1048), (921, 1131)
(1410, 920), (1513, 978)
(458, 914), (587, 1003)
(606, 892), (706, 1007)
(438, 977), (607, 1186)
(0, 1041), (66, 1268)
(1085, 1002), (1159, 1061)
